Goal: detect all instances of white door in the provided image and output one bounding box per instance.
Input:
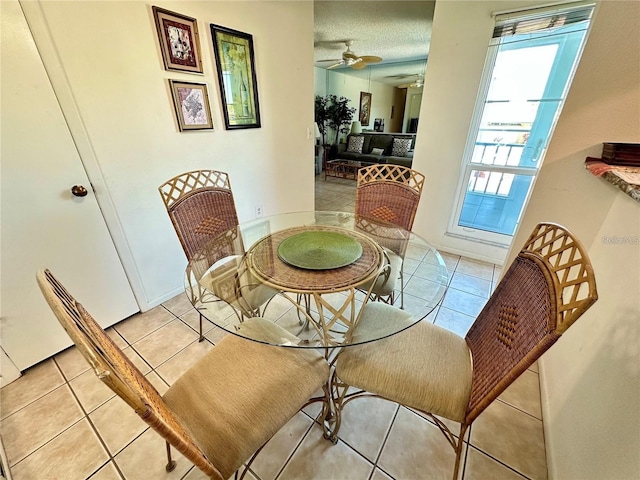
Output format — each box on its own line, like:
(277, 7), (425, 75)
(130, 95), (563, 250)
(0, 0), (139, 371)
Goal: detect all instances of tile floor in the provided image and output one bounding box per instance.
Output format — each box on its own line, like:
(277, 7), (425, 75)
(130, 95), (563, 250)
(0, 175), (546, 480)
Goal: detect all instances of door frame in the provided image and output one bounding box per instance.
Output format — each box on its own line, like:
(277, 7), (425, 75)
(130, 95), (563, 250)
(20, 1), (147, 309)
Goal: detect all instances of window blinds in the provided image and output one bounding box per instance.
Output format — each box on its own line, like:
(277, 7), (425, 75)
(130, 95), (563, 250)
(493, 3), (594, 38)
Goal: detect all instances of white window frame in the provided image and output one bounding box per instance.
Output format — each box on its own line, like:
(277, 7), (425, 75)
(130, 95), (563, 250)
(447, 2), (594, 247)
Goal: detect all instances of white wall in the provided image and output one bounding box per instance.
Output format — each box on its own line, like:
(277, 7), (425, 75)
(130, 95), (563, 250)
(413, 1), (639, 478)
(412, 0), (567, 265)
(27, 1), (315, 309)
(504, 2), (640, 479)
(315, 67), (395, 142)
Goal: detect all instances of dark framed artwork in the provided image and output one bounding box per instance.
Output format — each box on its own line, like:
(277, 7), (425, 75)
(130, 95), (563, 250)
(168, 80), (213, 131)
(210, 24), (261, 129)
(153, 6), (203, 74)
(359, 92), (372, 126)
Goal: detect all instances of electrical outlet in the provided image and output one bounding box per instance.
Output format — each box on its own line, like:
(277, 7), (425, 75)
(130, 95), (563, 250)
(255, 204), (264, 218)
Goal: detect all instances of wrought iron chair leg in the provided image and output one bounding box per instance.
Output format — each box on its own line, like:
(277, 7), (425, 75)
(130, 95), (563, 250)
(165, 441), (176, 472)
(198, 312), (204, 342)
(452, 424), (468, 480)
(399, 269), (405, 309)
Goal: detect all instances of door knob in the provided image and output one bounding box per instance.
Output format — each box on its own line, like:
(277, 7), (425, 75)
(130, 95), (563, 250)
(71, 185), (88, 197)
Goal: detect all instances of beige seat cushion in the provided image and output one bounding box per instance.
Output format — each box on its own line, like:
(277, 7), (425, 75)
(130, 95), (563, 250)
(200, 255), (276, 314)
(359, 248), (403, 297)
(163, 323), (329, 479)
(337, 303), (472, 422)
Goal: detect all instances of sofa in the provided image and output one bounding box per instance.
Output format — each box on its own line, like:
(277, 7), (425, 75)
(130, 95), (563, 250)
(335, 133), (416, 168)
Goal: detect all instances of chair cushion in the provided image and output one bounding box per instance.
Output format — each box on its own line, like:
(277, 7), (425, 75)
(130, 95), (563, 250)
(391, 138), (412, 157)
(347, 135), (365, 153)
(199, 256), (276, 315)
(369, 134), (394, 154)
(163, 325), (329, 479)
(337, 303), (472, 422)
(359, 248), (403, 297)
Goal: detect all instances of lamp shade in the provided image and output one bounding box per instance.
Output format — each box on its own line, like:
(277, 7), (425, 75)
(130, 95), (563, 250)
(350, 121), (362, 135)
(314, 122), (321, 139)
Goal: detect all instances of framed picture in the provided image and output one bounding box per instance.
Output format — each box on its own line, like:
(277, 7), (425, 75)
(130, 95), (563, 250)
(359, 92), (372, 126)
(168, 80), (213, 131)
(210, 24), (261, 129)
(153, 6), (203, 74)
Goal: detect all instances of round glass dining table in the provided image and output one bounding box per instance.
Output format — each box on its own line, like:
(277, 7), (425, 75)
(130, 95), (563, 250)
(184, 211), (448, 350)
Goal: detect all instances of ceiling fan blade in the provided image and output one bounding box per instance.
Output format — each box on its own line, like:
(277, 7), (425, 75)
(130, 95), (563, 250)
(317, 59), (341, 62)
(386, 74), (414, 79)
(350, 61), (368, 70)
(359, 55), (382, 64)
(343, 52), (358, 60)
(327, 60), (345, 69)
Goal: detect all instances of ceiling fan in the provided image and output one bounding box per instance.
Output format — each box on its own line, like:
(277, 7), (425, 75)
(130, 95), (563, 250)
(317, 41), (382, 70)
(398, 73), (425, 88)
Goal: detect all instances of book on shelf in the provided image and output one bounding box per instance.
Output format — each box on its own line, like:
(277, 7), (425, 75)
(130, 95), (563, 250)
(601, 142), (640, 167)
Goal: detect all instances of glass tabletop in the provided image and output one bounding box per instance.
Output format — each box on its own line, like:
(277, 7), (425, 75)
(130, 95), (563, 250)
(184, 211), (449, 348)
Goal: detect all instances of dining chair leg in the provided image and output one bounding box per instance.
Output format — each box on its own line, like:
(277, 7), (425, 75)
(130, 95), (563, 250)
(198, 312), (204, 342)
(452, 424), (468, 480)
(165, 441), (176, 472)
(399, 269), (405, 309)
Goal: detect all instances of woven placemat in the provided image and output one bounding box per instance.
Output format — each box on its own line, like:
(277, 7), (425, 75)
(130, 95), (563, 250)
(278, 230), (363, 270)
(248, 225), (382, 292)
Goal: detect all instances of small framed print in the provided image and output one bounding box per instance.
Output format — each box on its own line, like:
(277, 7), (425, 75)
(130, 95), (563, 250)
(359, 92), (372, 126)
(153, 6), (203, 74)
(169, 80), (213, 131)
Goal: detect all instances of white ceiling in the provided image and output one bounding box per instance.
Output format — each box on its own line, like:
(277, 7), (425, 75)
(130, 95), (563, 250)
(314, 0), (436, 87)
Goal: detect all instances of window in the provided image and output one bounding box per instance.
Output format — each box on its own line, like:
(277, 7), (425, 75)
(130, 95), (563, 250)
(449, 2), (594, 246)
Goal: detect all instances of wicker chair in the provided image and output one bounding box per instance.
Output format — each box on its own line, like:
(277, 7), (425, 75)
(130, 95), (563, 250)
(159, 170), (276, 340)
(37, 269), (329, 480)
(329, 223), (598, 479)
(355, 164), (425, 308)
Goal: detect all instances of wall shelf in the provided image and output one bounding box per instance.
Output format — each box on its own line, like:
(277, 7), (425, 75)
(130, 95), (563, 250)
(586, 156), (640, 203)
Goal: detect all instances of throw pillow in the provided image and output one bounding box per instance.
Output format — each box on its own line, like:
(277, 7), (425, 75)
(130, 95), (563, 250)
(347, 136), (365, 153)
(391, 138), (412, 157)
(371, 147), (385, 155)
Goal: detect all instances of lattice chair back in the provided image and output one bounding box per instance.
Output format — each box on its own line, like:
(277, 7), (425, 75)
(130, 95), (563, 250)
(464, 223), (598, 423)
(159, 170), (240, 261)
(356, 164), (425, 231)
(354, 215), (410, 259)
(36, 269), (222, 479)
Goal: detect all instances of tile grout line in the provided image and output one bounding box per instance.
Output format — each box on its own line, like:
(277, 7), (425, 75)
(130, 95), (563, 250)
(53, 353), (128, 480)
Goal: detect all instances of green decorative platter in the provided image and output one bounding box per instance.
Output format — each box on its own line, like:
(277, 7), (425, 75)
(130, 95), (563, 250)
(278, 231), (363, 270)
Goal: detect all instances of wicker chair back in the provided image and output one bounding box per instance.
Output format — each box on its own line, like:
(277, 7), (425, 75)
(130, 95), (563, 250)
(159, 170), (240, 261)
(464, 223), (598, 423)
(36, 269), (222, 479)
(355, 164), (425, 231)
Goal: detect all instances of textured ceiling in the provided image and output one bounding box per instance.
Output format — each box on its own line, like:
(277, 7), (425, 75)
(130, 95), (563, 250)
(314, 1), (435, 87)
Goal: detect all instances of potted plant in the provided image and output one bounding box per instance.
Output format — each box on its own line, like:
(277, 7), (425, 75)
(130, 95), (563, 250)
(315, 94), (356, 146)
(326, 95), (356, 145)
(314, 95), (330, 146)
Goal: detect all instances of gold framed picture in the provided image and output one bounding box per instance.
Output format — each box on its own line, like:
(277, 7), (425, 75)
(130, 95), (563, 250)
(153, 6), (203, 74)
(359, 92), (372, 126)
(168, 80), (213, 131)
(210, 24), (261, 129)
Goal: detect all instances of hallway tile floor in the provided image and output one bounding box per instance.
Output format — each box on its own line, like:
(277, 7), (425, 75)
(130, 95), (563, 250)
(0, 175), (545, 480)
